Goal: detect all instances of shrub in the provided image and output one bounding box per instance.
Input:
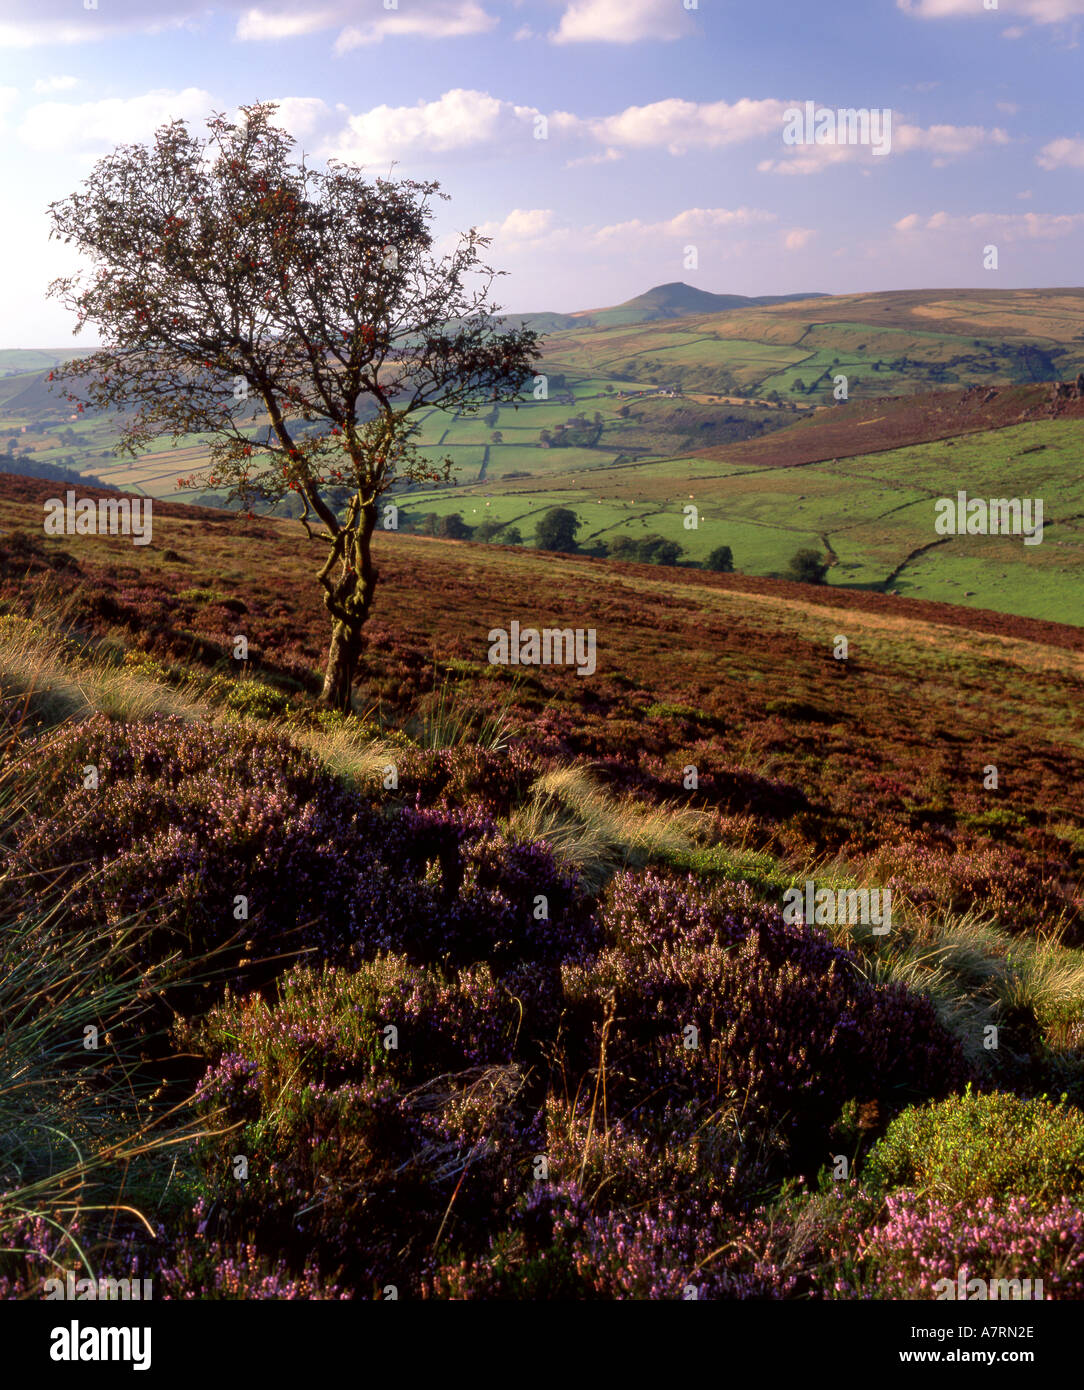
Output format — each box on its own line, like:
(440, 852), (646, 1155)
(862, 1088), (1084, 1210)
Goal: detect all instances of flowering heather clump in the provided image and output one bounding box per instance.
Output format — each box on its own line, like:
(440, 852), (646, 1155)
(564, 871), (970, 1151)
(187, 956), (522, 1099)
(395, 741), (539, 815)
(425, 1181), (798, 1299)
(370, 803), (598, 973)
(182, 961), (543, 1287)
(600, 868), (776, 956)
(11, 718), (594, 1000)
(872, 836), (1078, 940)
(153, 1227), (347, 1300)
(0, 1215), (82, 1299)
(856, 1191), (1084, 1299)
(13, 714), (374, 966)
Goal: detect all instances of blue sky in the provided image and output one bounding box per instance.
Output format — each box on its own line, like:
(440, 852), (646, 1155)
(1, 0), (1082, 346)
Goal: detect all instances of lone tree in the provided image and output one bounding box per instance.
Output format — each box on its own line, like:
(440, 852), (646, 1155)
(786, 547), (830, 585)
(437, 512), (471, 540)
(45, 102), (540, 711)
(705, 544), (734, 572)
(534, 506), (580, 553)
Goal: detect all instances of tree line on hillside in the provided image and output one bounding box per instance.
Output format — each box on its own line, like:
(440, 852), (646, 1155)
(398, 504), (831, 583)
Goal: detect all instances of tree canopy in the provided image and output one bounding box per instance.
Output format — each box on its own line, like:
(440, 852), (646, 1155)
(534, 507), (581, 553)
(46, 101), (540, 710)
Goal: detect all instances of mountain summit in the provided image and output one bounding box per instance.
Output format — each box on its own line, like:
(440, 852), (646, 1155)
(506, 282), (825, 331)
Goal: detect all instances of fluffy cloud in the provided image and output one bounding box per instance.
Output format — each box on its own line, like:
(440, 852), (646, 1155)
(333, 0), (497, 51)
(783, 227), (816, 250)
(477, 208), (558, 243)
(587, 98), (789, 154)
(234, 0), (498, 50)
(323, 89), (547, 164)
(1037, 136), (1084, 169)
(552, 0), (693, 43)
(235, 8), (340, 41)
(17, 87), (213, 152)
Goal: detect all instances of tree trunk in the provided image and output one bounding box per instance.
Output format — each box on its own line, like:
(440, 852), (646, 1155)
(318, 496), (379, 714)
(320, 618), (363, 713)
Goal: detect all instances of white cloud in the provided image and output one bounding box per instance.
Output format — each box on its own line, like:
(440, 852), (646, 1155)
(588, 97), (788, 154)
(17, 87), (213, 152)
(33, 75), (79, 93)
(263, 96), (331, 138)
(565, 146), (622, 168)
(996, 100), (1020, 114)
(472, 204), (779, 269)
(893, 209), (1084, 239)
(894, 122), (1010, 163)
(759, 120), (1009, 173)
(324, 89), (543, 164)
(783, 227), (816, 251)
(0, 1), (199, 48)
(478, 208), (557, 242)
(333, 0), (497, 52)
(592, 207), (776, 244)
(552, 0), (692, 43)
(1037, 136), (1084, 168)
(235, 7), (340, 40)
(898, 0), (1084, 21)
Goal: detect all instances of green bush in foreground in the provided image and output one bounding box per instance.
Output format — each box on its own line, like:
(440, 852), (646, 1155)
(862, 1085), (1084, 1210)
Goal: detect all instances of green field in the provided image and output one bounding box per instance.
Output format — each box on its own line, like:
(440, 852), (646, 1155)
(398, 418), (1084, 623)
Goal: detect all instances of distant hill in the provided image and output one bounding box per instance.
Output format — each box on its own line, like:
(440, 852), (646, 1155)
(0, 348), (97, 378)
(504, 282), (826, 332)
(0, 453), (117, 491)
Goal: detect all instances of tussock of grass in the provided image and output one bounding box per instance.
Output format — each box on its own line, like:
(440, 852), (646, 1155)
(506, 765), (715, 891)
(288, 720), (398, 793)
(0, 606), (205, 728)
(408, 674), (521, 753)
(0, 719), (219, 1286)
